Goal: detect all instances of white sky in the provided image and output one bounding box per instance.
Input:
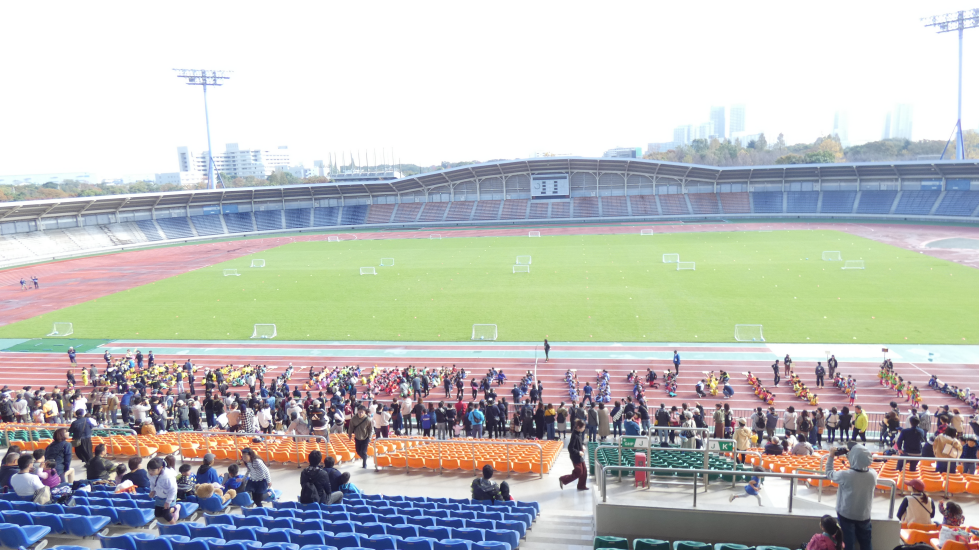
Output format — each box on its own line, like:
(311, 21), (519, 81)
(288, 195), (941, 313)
(1, 1), (977, 177)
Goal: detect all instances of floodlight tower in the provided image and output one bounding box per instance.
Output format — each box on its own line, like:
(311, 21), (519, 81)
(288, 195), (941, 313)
(922, 10), (979, 160)
(173, 69), (232, 189)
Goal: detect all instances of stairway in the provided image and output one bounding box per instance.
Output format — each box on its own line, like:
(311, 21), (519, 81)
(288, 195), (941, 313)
(522, 508), (595, 550)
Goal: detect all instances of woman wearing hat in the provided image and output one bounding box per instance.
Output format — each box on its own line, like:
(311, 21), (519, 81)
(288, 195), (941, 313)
(734, 418), (753, 464)
(898, 479), (935, 524)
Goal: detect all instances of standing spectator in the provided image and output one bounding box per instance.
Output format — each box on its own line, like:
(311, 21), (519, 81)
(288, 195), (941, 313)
(68, 409), (94, 465)
(765, 407), (779, 440)
(918, 404), (932, 435)
(851, 406), (868, 443)
(825, 444), (877, 550)
(240, 448), (272, 507)
(44, 428), (74, 483)
(827, 355), (838, 379)
(896, 416), (926, 472)
(750, 407), (766, 442)
(347, 406), (373, 469)
(713, 404), (725, 439)
(673, 350), (680, 375)
(772, 360), (781, 387)
(558, 420), (588, 491)
(597, 402), (610, 442)
(610, 401), (623, 439)
(839, 407), (853, 441)
(468, 403), (485, 438)
(826, 408), (840, 444)
(783, 406), (798, 437)
(586, 404), (599, 443)
(67, 347), (77, 368)
(934, 428), (963, 473)
(543, 339), (550, 362)
(734, 419), (752, 464)
(784, 354), (793, 375)
(815, 362), (826, 388)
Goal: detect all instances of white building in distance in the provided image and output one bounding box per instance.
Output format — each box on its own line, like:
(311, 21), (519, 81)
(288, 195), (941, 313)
(883, 104), (913, 140)
(157, 143), (297, 185)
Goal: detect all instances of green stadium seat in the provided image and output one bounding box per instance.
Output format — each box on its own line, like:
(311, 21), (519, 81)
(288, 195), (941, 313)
(674, 542), (712, 550)
(715, 544), (754, 550)
(756, 546), (791, 550)
(634, 539), (670, 550)
(594, 536), (630, 550)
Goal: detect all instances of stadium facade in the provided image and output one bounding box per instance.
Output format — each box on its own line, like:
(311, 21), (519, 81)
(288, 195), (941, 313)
(2, 157), (979, 267)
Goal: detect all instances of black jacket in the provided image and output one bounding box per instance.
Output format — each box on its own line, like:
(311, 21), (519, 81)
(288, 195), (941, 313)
(299, 465), (334, 504)
(568, 430), (585, 464)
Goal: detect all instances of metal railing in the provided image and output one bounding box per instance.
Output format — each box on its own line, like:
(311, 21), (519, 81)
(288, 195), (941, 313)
(371, 437), (545, 479)
(597, 461), (899, 518)
(870, 453), (979, 498)
(2, 424), (143, 457)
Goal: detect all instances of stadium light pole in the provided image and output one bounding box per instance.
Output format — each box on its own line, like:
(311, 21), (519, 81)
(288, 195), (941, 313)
(922, 10), (979, 160)
(173, 69), (232, 189)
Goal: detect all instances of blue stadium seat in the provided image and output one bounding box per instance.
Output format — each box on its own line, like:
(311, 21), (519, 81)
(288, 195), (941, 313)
(427, 510), (449, 519)
(271, 510), (298, 519)
(454, 512), (476, 521)
(447, 499), (468, 505)
(292, 531), (331, 548)
(99, 534), (137, 550)
(330, 521), (355, 535)
(1, 511), (33, 526)
(296, 546), (338, 550)
(244, 508), (271, 517)
(413, 517), (436, 528)
(438, 504), (460, 511)
(356, 523), (387, 537)
(268, 518), (296, 530)
(35, 505), (65, 515)
(261, 544), (299, 550)
(297, 511), (323, 521)
(485, 529), (519, 550)
(87, 506), (121, 525)
(207, 515), (237, 526)
(326, 512), (350, 522)
(31, 513), (65, 535)
(174, 538), (226, 550)
(401, 538), (436, 550)
(178, 502), (199, 520)
(9, 503), (37, 513)
(473, 542), (510, 550)
(134, 536), (175, 550)
(364, 535), (401, 550)
(159, 523), (192, 537)
(348, 506), (371, 514)
(389, 525), (419, 539)
(434, 540), (471, 550)
(331, 533), (360, 549)
(238, 516), (266, 528)
(372, 507), (397, 516)
(63, 514), (111, 538)
(259, 528), (300, 545)
(0, 522), (50, 550)
(232, 492), (255, 508)
(352, 514), (378, 524)
(222, 526), (266, 542)
(210, 543), (261, 550)
(467, 520), (495, 531)
(481, 513), (503, 522)
(294, 519), (326, 532)
(400, 509), (422, 518)
(49, 546), (90, 550)
(275, 502), (299, 509)
(114, 500), (138, 508)
(189, 524), (225, 539)
(495, 521), (525, 539)
(378, 515), (406, 525)
(420, 527), (452, 541)
(200, 495), (232, 514)
(436, 518), (465, 529)
(454, 528), (484, 543)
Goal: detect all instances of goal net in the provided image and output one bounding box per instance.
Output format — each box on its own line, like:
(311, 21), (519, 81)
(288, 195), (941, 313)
(735, 324), (765, 342)
(472, 324), (498, 341)
(360, 267), (377, 275)
(48, 322), (73, 337)
(822, 251), (842, 261)
(251, 324), (277, 339)
(677, 261), (696, 271)
(528, 231), (541, 237)
(251, 259), (265, 268)
(328, 236), (340, 242)
(430, 234), (441, 240)
(380, 258), (394, 267)
(513, 265), (530, 273)
(516, 255), (532, 265)
(223, 269), (240, 277)
(662, 254), (679, 263)
(842, 260), (865, 270)
(641, 229), (654, 236)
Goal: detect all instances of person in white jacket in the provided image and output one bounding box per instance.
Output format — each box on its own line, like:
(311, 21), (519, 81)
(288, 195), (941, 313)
(825, 443), (877, 550)
(147, 457), (181, 525)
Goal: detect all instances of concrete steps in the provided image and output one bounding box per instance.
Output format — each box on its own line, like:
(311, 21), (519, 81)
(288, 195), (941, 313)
(523, 510), (595, 550)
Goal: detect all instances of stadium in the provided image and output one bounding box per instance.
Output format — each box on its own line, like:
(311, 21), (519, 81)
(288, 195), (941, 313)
(1, 154), (979, 549)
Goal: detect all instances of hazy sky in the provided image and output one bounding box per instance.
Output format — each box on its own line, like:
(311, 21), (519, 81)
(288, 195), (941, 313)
(1, 1), (977, 177)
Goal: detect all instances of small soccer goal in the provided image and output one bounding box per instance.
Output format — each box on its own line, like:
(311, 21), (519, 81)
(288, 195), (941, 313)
(360, 267), (377, 275)
(380, 258), (394, 267)
(472, 324), (498, 341)
(513, 265), (530, 273)
(250, 259), (265, 268)
(48, 322), (73, 337)
(529, 231), (541, 237)
(735, 324), (765, 342)
(328, 236), (340, 242)
(822, 251), (842, 261)
(251, 324), (277, 339)
(641, 229), (655, 236)
(842, 260), (865, 270)
(430, 234), (441, 240)
(223, 269), (240, 277)
(516, 255), (532, 265)
(676, 261), (696, 271)
(663, 253), (679, 263)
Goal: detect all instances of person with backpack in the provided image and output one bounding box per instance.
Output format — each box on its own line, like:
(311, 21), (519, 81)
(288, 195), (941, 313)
(468, 403), (485, 438)
(655, 404), (671, 446)
(751, 407), (766, 441)
(299, 450), (342, 505)
(471, 464), (503, 501)
(555, 403), (568, 439)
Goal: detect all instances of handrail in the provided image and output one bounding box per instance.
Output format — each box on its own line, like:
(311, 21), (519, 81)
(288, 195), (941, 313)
(598, 462), (899, 518)
(870, 452), (979, 498)
(371, 437), (545, 479)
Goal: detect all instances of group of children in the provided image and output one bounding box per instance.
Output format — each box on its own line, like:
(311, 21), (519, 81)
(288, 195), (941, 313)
(789, 373), (819, 406)
(879, 360), (923, 406)
(928, 374), (976, 409)
(304, 364), (362, 398)
(832, 372), (857, 406)
(564, 370), (580, 403)
(663, 371), (678, 398)
(745, 372), (776, 406)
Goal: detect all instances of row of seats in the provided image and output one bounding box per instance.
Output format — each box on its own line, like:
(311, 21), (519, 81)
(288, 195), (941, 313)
(202, 510), (529, 535)
(2, 509), (111, 538)
(100, 532), (510, 550)
(594, 537), (790, 550)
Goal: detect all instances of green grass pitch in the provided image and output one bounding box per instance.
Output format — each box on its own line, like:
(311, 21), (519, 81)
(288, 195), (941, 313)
(1, 229), (976, 343)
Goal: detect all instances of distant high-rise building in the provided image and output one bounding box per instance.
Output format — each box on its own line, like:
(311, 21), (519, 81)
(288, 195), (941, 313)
(602, 147), (642, 158)
(891, 104), (913, 140)
(729, 104), (746, 135)
(710, 106), (726, 139)
(673, 125), (693, 146)
(833, 110), (850, 147)
(695, 121), (715, 141)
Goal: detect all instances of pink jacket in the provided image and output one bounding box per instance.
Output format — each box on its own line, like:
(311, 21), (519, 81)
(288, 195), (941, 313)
(807, 533), (837, 550)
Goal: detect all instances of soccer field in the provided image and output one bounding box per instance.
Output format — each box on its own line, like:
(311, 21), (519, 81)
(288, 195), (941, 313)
(1, 229), (976, 343)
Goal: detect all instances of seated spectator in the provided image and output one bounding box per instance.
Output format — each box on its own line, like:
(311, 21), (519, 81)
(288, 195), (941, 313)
(764, 437), (783, 455)
(176, 464), (195, 500)
(500, 481), (513, 501)
(197, 453), (221, 484)
(36, 459), (61, 488)
(299, 450), (343, 505)
(0, 451), (20, 490)
(86, 444), (116, 481)
(792, 434), (814, 456)
(114, 464), (128, 485)
(471, 464), (503, 502)
(10, 454), (44, 498)
(140, 418), (157, 436)
(122, 457), (150, 489)
(323, 456), (350, 491)
(624, 413), (641, 436)
(806, 515), (843, 550)
(222, 464), (245, 492)
(146, 457), (180, 526)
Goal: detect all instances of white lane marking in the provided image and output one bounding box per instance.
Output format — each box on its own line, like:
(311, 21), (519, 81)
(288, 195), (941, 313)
(908, 362), (932, 377)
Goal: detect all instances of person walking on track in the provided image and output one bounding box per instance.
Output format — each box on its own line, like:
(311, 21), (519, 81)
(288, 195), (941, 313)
(772, 360), (781, 387)
(673, 350), (680, 375)
(543, 339), (551, 362)
(559, 419), (588, 491)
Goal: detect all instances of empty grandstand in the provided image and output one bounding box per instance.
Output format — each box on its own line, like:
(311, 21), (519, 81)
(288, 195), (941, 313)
(1, 157), (978, 267)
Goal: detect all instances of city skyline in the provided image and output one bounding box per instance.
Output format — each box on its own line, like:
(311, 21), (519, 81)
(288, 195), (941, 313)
(0, 1), (976, 178)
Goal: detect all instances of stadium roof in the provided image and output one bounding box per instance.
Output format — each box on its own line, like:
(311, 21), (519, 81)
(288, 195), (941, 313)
(2, 157), (979, 223)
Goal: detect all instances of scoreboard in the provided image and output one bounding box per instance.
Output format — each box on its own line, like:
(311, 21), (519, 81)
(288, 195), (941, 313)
(530, 173), (569, 199)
